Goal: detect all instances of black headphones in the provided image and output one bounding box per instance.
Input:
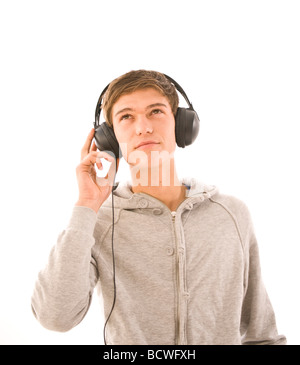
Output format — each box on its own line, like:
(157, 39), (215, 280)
(93, 74), (200, 159)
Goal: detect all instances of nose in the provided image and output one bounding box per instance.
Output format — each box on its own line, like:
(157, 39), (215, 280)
(135, 115), (153, 136)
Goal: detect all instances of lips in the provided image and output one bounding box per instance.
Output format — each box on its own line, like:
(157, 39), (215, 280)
(135, 140), (160, 149)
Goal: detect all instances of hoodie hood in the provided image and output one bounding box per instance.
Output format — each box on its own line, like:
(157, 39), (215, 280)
(103, 178), (218, 211)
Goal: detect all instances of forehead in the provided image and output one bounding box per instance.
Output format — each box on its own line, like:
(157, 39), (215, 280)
(112, 88), (171, 114)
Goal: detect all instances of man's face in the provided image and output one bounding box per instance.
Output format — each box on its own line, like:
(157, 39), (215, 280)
(112, 88), (176, 166)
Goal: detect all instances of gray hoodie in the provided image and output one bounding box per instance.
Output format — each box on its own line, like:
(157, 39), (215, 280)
(31, 178), (286, 345)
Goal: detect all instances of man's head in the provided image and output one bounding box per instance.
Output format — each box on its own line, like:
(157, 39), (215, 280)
(100, 70), (181, 172)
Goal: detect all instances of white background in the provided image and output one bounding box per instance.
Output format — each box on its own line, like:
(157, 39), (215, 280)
(0, 0), (299, 344)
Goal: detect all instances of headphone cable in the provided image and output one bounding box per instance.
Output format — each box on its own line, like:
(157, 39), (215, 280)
(103, 157), (117, 345)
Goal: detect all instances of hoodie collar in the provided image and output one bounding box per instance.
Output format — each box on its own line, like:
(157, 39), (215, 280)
(103, 178), (218, 210)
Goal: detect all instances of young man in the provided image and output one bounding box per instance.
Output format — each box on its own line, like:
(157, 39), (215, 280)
(31, 70), (286, 345)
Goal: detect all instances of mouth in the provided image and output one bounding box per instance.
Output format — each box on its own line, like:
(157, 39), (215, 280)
(135, 141), (160, 149)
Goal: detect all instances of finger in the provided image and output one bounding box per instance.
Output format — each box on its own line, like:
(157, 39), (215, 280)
(103, 157), (120, 177)
(103, 157), (119, 184)
(80, 151), (101, 168)
(81, 151), (115, 170)
(94, 155), (119, 187)
(96, 159), (103, 170)
(96, 151), (116, 163)
(80, 128), (95, 160)
(95, 152), (115, 171)
(90, 140), (98, 152)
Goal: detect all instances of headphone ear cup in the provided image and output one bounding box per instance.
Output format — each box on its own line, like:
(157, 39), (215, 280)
(175, 108), (186, 148)
(94, 122), (122, 159)
(175, 107), (200, 148)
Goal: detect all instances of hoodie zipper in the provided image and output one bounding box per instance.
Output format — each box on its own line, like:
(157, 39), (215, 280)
(171, 210), (181, 345)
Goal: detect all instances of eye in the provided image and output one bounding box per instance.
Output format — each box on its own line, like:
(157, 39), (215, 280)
(120, 113), (131, 121)
(151, 109), (163, 115)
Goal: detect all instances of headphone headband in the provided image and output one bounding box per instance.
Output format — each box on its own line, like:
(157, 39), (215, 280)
(162, 74), (194, 110)
(94, 73), (195, 128)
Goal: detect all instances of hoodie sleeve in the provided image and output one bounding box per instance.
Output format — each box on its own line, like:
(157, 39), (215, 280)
(31, 206), (99, 332)
(239, 205), (287, 345)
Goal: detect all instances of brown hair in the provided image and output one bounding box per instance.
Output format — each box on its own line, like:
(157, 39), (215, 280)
(101, 70), (179, 128)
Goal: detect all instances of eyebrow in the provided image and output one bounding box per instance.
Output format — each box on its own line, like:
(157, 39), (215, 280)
(114, 103), (168, 117)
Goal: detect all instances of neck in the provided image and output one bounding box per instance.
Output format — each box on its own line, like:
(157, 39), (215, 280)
(130, 158), (187, 211)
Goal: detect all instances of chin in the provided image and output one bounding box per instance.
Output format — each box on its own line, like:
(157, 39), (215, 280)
(130, 152), (174, 171)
